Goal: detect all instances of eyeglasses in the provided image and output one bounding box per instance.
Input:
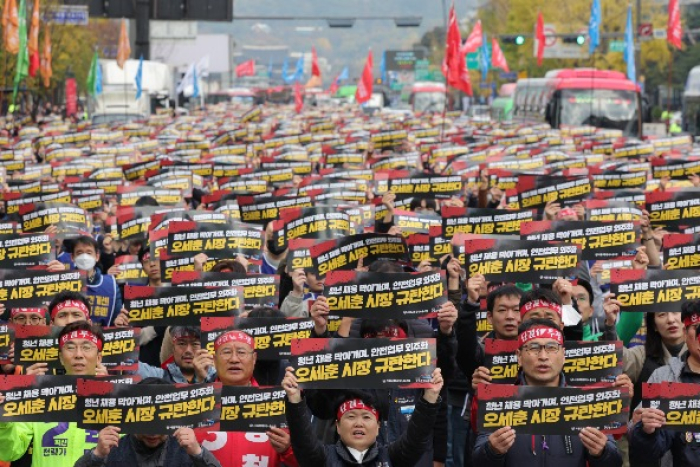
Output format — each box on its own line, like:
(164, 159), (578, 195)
(13, 315), (44, 325)
(218, 348), (255, 361)
(522, 342), (562, 355)
(62, 343), (99, 354)
(175, 340), (201, 350)
(573, 295), (589, 303)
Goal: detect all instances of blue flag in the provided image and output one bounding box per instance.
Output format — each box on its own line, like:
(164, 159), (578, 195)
(380, 52), (387, 84)
(268, 57), (273, 79)
(588, 0), (601, 55)
(282, 58), (290, 82)
(95, 61), (103, 96)
(135, 55), (144, 100)
(338, 66), (349, 81)
(624, 5), (636, 82)
(192, 63), (199, 99)
(293, 55), (304, 82)
(480, 33), (490, 82)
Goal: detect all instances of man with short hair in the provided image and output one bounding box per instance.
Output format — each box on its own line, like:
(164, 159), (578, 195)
(48, 290), (93, 326)
(472, 319), (623, 466)
(281, 269), (325, 318)
(0, 322), (105, 467)
(193, 330), (298, 467)
(137, 326), (215, 384)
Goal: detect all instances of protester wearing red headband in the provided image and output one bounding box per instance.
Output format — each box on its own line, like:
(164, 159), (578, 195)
(282, 366), (444, 466)
(47, 291), (92, 326)
(9, 308), (46, 325)
(57, 322), (104, 376)
(473, 319), (623, 466)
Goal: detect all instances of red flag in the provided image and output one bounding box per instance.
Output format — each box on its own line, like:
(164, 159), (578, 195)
(236, 60), (256, 77)
(442, 5), (472, 96)
(311, 46), (321, 77)
(668, 0), (682, 50)
(329, 73), (340, 95)
(116, 18), (130, 69)
(461, 20), (483, 54)
(40, 25), (51, 87)
(536, 12), (545, 66)
(355, 49), (373, 104)
(28, 0), (39, 77)
(491, 38), (509, 73)
(294, 82), (303, 113)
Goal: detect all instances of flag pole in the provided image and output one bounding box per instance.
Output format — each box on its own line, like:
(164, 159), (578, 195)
(666, 47), (674, 134)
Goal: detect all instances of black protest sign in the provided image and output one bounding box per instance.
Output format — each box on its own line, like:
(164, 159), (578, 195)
(591, 171), (647, 189)
(123, 160), (161, 181)
(241, 168), (295, 185)
(593, 190), (646, 206)
(311, 233), (411, 276)
(65, 179), (123, 195)
(0, 375), (140, 424)
(237, 195), (314, 225)
(584, 200), (643, 222)
(124, 285), (245, 326)
(405, 229), (452, 266)
(465, 239), (580, 282)
(391, 210), (442, 236)
(642, 383), (700, 431)
(484, 339), (520, 384)
(324, 270), (447, 319)
(646, 190), (700, 229)
(78, 380), (221, 434)
(260, 161), (313, 176)
(378, 175), (463, 200)
(0, 233), (53, 267)
(114, 255), (148, 285)
(167, 221), (263, 259)
(285, 238), (316, 273)
(651, 159), (700, 180)
(369, 155), (420, 171)
(14, 325), (62, 370)
(5, 190), (72, 216)
(149, 210), (230, 233)
(595, 257), (634, 285)
(117, 207), (166, 241)
(292, 338), (436, 389)
(563, 341), (624, 386)
(520, 220), (639, 260)
(517, 175), (592, 209)
(218, 179), (268, 194)
(117, 186), (183, 207)
(370, 130), (408, 149)
(0, 269), (84, 308)
(173, 272), (279, 309)
(201, 316), (314, 359)
(99, 327), (141, 371)
(221, 386), (286, 432)
(0, 324), (13, 364)
(158, 253), (227, 283)
(19, 203), (90, 233)
(663, 234), (700, 270)
(610, 269), (700, 313)
(271, 207), (353, 250)
(441, 207), (535, 239)
(73, 194), (104, 213)
(477, 384), (629, 435)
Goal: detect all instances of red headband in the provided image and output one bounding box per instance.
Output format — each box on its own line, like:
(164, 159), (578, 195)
(51, 300), (90, 320)
(520, 299), (562, 318)
(214, 330), (255, 351)
(557, 208), (577, 219)
(337, 398), (379, 421)
(59, 330), (103, 351)
(11, 307), (46, 318)
(518, 326), (564, 348)
(684, 313), (700, 328)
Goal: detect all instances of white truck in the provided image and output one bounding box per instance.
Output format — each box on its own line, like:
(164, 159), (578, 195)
(90, 59), (174, 124)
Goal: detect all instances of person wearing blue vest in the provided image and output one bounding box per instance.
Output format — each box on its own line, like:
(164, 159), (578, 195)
(48, 235), (123, 326)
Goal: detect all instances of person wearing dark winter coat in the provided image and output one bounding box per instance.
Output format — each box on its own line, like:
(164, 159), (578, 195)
(472, 319), (623, 467)
(282, 366), (444, 467)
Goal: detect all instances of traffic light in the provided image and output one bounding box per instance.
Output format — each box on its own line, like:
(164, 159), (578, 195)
(576, 35), (585, 45)
(562, 35), (586, 45)
(501, 35), (526, 46)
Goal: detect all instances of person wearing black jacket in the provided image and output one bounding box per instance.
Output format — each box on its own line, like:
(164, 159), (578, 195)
(283, 366), (444, 467)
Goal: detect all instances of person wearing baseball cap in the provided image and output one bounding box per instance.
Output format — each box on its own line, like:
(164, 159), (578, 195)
(194, 330), (298, 467)
(472, 319), (623, 466)
(282, 366), (444, 466)
(0, 322), (105, 467)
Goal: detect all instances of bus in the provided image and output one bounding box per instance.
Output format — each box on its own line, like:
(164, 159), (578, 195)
(513, 69), (644, 136)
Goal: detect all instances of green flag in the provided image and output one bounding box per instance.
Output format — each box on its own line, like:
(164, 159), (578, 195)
(11, 0), (29, 108)
(86, 51), (98, 96)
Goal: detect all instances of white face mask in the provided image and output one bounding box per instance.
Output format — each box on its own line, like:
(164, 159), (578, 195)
(74, 253), (97, 271)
